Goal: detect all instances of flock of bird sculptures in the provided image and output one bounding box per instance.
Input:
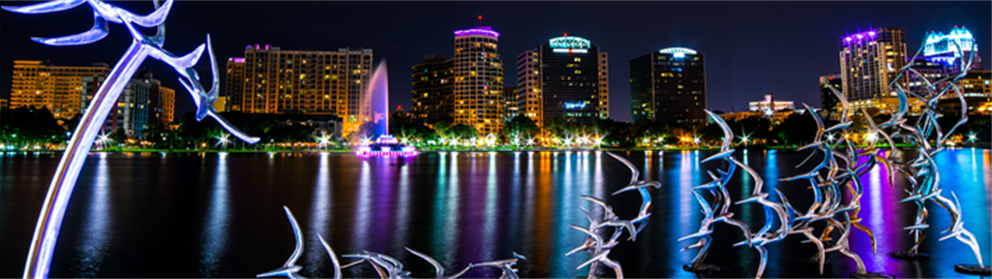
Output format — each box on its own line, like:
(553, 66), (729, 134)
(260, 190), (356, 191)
(256, 206), (526, 279)
(562, 38), (985, 279)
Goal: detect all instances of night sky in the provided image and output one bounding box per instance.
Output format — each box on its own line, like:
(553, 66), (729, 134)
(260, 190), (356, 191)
(2, 1), (989, 122)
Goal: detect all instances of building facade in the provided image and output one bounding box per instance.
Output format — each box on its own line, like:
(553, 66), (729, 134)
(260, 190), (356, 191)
(503, 86), (517, 121)
(515, 35), (609, 128)
(82, 70), (174, 137)
(452, 27), (504, 135)
(748, 94), (794, 114)
(9, 60), (109, 120)
(629, 47), (706, 126)
(225, 57), (246, 112)
(235, 45), (373, 136)
(839, 27), (907, 101)
(411, 54), (455, 124)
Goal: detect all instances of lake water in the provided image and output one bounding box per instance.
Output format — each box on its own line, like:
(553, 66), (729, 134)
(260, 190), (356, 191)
(1, 149), (989, 278)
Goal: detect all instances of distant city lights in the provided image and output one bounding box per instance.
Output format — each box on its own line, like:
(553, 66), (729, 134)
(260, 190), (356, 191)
(564, 102), (588, 109)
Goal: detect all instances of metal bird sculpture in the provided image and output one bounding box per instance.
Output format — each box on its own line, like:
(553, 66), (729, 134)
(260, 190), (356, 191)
(257, 207), (306, 279)
(2, 1), (261, 277)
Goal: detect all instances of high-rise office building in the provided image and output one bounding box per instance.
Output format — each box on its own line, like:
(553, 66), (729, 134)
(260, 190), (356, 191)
(839, 27), (907, 101)
(82, 70), (174, 136)
(910, 26), (984, 98)
(9, 60), (109, 120)
(226, 57), (246, 112)
(515, 35), (609, 127)
(921, 26), (982, 70)
(452, 26), (504, 135)
(629, 47), (706, 126)
(236, 44), (372, 136)
(411, 54), (455, 124)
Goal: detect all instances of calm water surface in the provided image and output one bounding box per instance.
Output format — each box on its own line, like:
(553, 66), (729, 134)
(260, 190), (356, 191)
(1, 149), (990, 278)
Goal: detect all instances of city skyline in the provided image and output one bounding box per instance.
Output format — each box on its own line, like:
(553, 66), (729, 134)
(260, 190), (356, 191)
(2, 1), (990, 122)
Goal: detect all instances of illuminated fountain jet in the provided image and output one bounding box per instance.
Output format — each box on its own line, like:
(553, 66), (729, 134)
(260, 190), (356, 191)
(354, 60), (416, 158)
(3, 1), (259, 277)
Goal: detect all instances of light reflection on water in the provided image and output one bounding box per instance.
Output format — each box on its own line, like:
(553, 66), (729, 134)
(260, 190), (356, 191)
(199, 152), (228, 277)
(0, 149), (989, 278)
(74, 153), (110, 277)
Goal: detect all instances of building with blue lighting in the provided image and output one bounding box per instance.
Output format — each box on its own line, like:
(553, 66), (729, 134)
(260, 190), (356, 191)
(516, 35), (609, 127)
(839, 27), (907, 101)
(629, 47), (706, 126)
(909, 26), (984, 92)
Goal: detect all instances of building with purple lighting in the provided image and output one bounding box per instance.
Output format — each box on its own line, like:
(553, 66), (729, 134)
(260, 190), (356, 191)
(516, 35), (609, 128)
(839, 27), (907, 101)
(452, 26), (504, 135)
(232, 45), (373, 136)
(630, 47), (706, 126)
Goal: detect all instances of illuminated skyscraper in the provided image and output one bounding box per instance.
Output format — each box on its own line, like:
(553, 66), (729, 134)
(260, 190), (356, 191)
(516, 35), (609, 127)
(225, 57), (246, 111)
(453, 26), (504, 135)
(629, 47), (706, 126)
(411, 54), (455, 124)
(909, 26), (984, 96)
(9, 60), (109, 120)
(921, 26), (982, 69)
(238, 45), (372, 136)
(839, 27), (907, 101)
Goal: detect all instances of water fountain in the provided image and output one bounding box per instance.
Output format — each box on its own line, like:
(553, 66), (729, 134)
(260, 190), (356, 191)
(354, 60), (417, 157)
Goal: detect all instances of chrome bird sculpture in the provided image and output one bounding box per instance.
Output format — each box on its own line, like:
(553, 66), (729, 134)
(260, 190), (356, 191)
(257, 207), (306, 279)
(2, 1), (260, 277)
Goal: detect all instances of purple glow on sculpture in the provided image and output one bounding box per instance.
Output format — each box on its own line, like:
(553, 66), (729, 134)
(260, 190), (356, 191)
(2, 0), (259, 277)
(454, 26), (500, 38)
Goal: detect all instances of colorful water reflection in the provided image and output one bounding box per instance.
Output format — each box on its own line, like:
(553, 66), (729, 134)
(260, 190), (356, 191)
(0, 149), (988, 278)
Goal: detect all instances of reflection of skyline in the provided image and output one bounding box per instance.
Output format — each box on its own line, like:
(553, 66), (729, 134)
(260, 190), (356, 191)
(2, 149), (990, 278)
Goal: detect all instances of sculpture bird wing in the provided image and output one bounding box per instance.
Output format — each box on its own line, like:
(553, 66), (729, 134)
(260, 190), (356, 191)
(406, 247), (444, 278)
(31, 10), (109, 46)
(319, 235), (343, 279)
(1, 0), (86, 14)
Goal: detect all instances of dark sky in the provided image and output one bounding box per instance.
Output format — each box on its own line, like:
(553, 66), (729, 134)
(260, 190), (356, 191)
(2, 1), (990, 122)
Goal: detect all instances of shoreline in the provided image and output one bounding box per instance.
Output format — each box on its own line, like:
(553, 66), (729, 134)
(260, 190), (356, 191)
(5, 142), (989, 154)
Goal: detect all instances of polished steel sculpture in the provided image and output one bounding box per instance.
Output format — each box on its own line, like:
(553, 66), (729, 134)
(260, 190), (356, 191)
(2, 1), (259, 277)
(261, 206), (525, 279)
(406, 248), (472, 279)
(257, 207), (306, 279)
(881, 38), (987, 275)
(469, 252), (528, 279)
(565, 151), (661, 279)
(680, 110), (752, 274)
